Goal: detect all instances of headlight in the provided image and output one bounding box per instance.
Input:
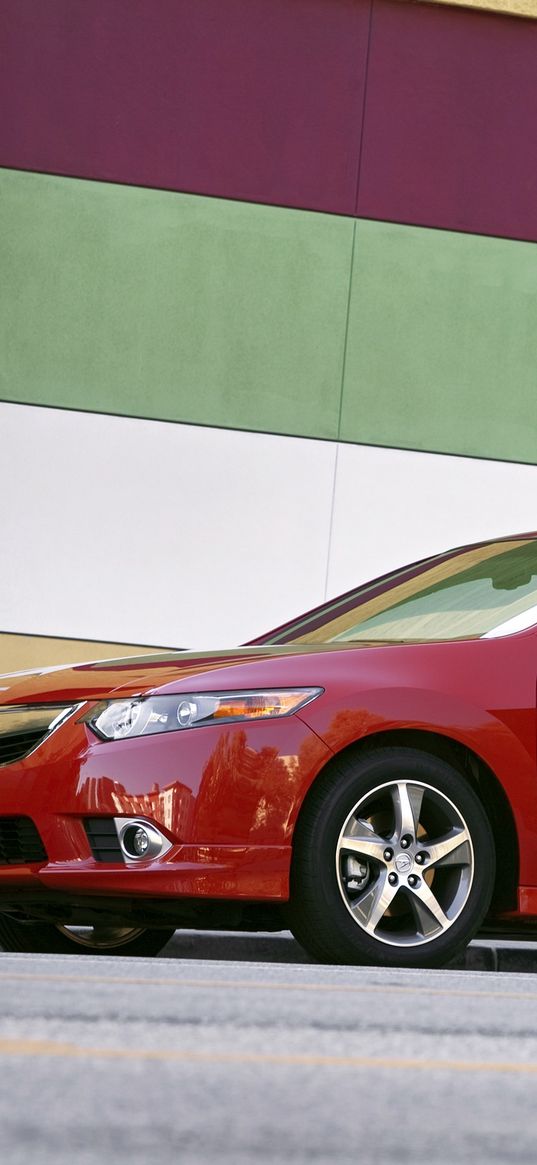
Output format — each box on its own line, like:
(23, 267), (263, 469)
(85, 688), (322, 741)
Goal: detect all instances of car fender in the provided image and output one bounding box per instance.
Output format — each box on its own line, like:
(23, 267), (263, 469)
(297, 685), (537, 886)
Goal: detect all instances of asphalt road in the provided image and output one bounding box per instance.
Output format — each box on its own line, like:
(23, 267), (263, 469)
(1, 936), (537, 1165)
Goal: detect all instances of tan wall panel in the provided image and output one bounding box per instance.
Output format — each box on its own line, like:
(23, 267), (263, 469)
(411, 0), (537, 18)
(0, 633), (173, 676)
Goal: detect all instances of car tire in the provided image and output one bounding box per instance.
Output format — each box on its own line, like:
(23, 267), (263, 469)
(0, 916), (175, 957)
(288, 746), (495, 968)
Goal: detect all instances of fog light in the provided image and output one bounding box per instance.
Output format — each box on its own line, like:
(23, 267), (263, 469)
(116, 818), (172, 862)
(133, 827), (150, 856)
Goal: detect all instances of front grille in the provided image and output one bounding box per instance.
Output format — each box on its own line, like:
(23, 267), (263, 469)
(0, 817), (47, 865)
(85, 818), (124, 863)
(0, 730), (48, 766)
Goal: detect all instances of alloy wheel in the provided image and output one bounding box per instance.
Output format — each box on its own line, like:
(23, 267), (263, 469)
(54, 925), (148, 950)
(335, 779), (474, 947)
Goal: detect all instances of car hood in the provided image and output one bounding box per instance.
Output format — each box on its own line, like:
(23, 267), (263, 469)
(0, 642), (389, 707)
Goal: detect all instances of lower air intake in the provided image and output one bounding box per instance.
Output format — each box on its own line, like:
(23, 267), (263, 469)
(0, 817), (47, 865)
(85, 818), (124, 863)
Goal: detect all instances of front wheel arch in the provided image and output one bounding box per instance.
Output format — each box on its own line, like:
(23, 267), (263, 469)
(295, 728), (518, 916)
(288, 743), (499, 965)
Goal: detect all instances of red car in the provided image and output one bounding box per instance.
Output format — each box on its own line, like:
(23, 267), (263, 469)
(1, 532), (537, 966)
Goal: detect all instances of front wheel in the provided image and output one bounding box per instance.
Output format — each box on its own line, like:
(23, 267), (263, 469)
(0, 916), (175, 957)
(289, 747), (495, 968)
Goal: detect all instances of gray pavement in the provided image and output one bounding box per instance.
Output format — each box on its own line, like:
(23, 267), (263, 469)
(0, 935), (537, 1163)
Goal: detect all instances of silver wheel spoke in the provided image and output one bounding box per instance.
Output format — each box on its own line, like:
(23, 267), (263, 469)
(424, 828), (471, 869)
(408, 880), (449, 938)
(335, 776), (475, 948)
(351, 870), (399, 935)
(338, 821), (388, 864)
(392, 781), (424, 840)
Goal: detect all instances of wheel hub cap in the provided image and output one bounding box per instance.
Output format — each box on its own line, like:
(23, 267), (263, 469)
(395, 852), (413, 874)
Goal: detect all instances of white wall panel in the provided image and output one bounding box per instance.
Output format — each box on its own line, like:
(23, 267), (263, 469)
(0, 403), (337, 648)
(2, 403), (537, 655)
(327, 443), (537, 600)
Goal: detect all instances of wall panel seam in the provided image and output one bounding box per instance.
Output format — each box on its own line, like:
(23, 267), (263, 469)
(337, 219), (358, 445)
(2, 398), (537, 469)
(354, 0), (375, 218)
(323, 218), (358, 600)
(4, 164), (537, 247)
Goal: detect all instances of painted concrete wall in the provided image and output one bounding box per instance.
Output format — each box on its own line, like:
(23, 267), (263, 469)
(2, 402), (536, 652)
(3, 170), (537, 464)
(358, 0), (537, 240)
(1, 0), (536, 666)
(2, 0), (537, 239)
(0, 634), (172, 675)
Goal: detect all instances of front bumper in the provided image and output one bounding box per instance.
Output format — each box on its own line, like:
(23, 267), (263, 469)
(0, 708), (331, 908)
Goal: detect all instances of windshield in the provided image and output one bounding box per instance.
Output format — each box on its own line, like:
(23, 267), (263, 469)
(263, 538), (537, 645)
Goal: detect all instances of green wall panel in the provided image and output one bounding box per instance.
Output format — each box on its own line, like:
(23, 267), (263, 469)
(0, 169), (353, 439)
(341, 220), (537, 463)
(3, 169), (537, 465)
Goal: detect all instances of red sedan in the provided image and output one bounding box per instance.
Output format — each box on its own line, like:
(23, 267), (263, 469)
(1, 532), (536, 966)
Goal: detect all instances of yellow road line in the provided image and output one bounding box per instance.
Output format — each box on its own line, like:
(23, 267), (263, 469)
(0, 1038), (536, 1074)
(0, 970), (537, 1002)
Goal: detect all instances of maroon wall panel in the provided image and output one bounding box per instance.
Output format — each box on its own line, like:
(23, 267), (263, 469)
(0, 0), (370, 215)
(358, 0), (537, 241)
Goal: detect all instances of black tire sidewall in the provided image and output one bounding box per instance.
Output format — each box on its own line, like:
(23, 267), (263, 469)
(290, 748), (495, 967)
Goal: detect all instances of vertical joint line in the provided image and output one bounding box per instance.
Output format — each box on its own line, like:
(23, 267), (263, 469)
(354, 0), (375, 216)
(323, 444), (339, 602)
(324, 220), (357, 601)
(338, 219), (357, 443)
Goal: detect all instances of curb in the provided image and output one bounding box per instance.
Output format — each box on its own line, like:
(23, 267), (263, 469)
(160, 929), (537, 972)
